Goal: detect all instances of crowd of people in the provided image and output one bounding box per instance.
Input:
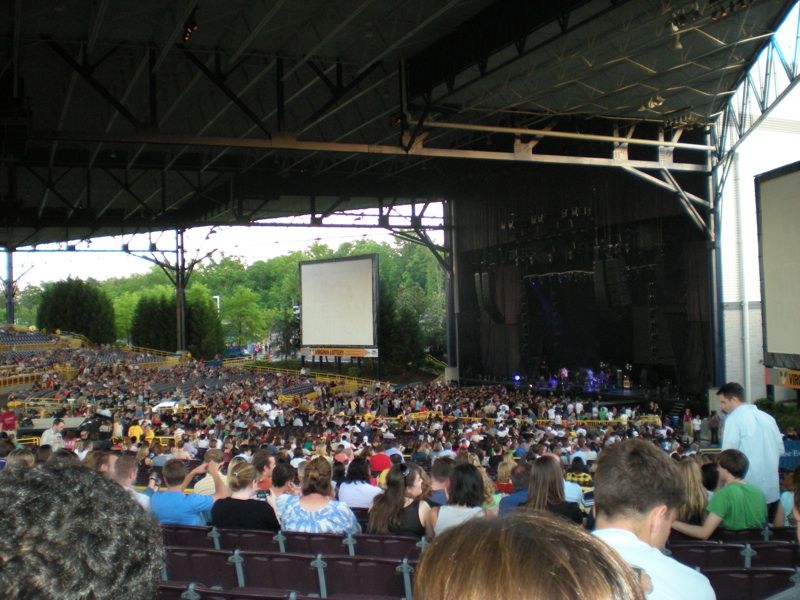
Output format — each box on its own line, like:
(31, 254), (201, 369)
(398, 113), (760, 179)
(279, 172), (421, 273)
(0, 339), (798, 599)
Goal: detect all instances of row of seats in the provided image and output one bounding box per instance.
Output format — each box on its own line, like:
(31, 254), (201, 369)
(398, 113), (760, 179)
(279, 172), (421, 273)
(664, 541), (799, 569)
(163, 546), (415, 600)
(669, 527), (798, 545)
(158, 583), (305, 600)
(699, 567), (799, 600)
(163, 525), (424, 560)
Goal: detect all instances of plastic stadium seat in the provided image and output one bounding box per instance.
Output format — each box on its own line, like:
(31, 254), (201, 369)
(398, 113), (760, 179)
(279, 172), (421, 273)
(667, 542), (746, 569)
(350, 508), (370, 530)
(322, 555), (414, 600)
(158, 582), (304, 599)
(217, 528), (282, 553)
(351, 534), (422, 559)
(164, 547), (239, 590)
(163, 526), (215, 549)
(235, 551), (321, 597)
(716, 528), (769, 544)
(748, 542), (800, 568)
(280, 531), (350, 556)
(701, 567), (796, 600)
(769, 528), (799, 543)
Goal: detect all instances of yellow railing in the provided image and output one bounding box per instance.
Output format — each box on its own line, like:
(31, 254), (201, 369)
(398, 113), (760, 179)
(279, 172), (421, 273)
(0, 372), (45, 389)
(16, 436), (40, 446)
(425, 354), (447, 369)
(120, 344), (176, 358)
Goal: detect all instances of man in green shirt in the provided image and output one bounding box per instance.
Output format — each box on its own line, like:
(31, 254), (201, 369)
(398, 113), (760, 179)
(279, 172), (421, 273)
(672, 449), (766, 539)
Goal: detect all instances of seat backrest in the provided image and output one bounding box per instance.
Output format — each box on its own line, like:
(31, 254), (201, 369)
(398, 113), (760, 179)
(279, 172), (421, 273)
(163, 525), (214, 549)
(352, 533), (422, 559)
(239, 551), (321, 597)
(282, 531), (349, 556)
(769, 527), (799, 543)
(715, 528), (766, 544)
(669, 542), (745, 569)
(158, 582), (305, 600)
(164, 546), (239, 590)
(217, 527), (282, 553)
(748, 542), (800, 568)
(350, 507), (370, 529)
(322, 555), (411, 598)
(701, 567), (796, 600)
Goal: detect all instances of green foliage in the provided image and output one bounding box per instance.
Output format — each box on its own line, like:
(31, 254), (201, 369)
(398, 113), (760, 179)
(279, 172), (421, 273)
(222, 286), (264, 345)
(36, 278), (116, 343)
(130, 291), (224, 358)
(16, 234), (446, 369)
(755, 397), (800, 433)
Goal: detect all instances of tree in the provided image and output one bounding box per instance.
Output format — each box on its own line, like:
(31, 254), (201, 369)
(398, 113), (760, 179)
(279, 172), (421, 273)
(130, 290), (224, 358)
(113, 291), (141, 343)
(186, 284), (225, 358)
(36, 278), (116, 343)
(222, 286), (264, 345)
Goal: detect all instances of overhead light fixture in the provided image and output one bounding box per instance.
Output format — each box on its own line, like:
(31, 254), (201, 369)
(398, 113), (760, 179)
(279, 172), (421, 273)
(182, 7), (199, 45)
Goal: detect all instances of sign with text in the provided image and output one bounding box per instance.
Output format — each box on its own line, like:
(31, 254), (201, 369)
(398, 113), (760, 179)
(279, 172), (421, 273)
(302, 347), (379, 358)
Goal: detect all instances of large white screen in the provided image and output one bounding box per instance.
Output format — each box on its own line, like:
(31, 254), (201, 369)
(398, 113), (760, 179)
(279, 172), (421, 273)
(760, 169), (800, 355)
(300, 256), (377, 346)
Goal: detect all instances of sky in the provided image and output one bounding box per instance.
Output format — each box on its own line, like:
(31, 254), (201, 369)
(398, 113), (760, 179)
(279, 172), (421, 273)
(7, 204), (445, 288)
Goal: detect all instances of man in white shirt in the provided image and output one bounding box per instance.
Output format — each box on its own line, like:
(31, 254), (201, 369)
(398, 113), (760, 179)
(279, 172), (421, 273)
(112, 454), (151, 510)
(718, 381), (784, 510)
(39, 418), (65, 451)
(593, 439), (715, 600)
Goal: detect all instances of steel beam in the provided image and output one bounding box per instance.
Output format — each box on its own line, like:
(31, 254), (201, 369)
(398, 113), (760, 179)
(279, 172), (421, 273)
(33, 131), (709, 172)
(281, 0), (377, 82)
(181, 48), (271, 138)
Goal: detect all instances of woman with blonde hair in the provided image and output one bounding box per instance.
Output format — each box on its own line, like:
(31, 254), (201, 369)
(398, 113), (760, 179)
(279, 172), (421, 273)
(465, 453), (501, 514)
(211, 461), (280, 531)
(495, 452), (517, 493)
(415, 511), (646, 600)
(676, 458), (708, 525)
(279, 456), (360, 534)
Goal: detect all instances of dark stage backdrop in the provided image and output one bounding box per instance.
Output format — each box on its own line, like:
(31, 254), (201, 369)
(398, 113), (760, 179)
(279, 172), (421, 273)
(450, 161), (711, 397)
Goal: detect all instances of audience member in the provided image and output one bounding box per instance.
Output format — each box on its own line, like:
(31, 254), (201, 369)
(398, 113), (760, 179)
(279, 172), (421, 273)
(369, 462), (430, 538)
(675, 459), (707, 525)
(427, 463), (491, 539)
(279, 456), (360, 534)
(718, 382), (784, 513)
(39, 418), (65, 451)
(672, 449), (766, 539)
(523, 454), (583, 524)
(211, 461), (280, 531)
(0, 462), (163, 600)
(337, 456), (381, 508)
(498, 462), (531, 515)
(415, 511), (646, 600)
(113, 454), (151, 510)
(150, 458), (226, 525)
(593, 439), (715, 600)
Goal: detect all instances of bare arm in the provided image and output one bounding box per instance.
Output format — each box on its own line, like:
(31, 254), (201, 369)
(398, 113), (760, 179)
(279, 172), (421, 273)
(672, 512), (722, 540)
(208, 461), (228, 501)
(425, 506), (439, 542)
(181, 463), (207, 491)
(773, 502), (786, 529)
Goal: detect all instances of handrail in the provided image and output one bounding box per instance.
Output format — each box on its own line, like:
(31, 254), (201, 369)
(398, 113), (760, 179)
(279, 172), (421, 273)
(16, 436), (40, 446)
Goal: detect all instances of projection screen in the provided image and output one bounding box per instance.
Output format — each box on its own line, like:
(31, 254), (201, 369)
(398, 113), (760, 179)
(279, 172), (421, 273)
(299, 254), (378, 348)
(756, 161), (800, 368)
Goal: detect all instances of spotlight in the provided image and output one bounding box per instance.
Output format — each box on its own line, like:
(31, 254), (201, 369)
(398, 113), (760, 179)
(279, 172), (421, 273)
(182, 7), (198, 45)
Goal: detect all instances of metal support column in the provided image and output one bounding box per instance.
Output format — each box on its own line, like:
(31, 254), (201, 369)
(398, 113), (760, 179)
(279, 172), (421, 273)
(4, 249), (14, 325)
(707, 129), (724, 386)
(443, 200), (459, 383)
(175, 228), (187, 352)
